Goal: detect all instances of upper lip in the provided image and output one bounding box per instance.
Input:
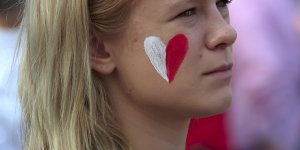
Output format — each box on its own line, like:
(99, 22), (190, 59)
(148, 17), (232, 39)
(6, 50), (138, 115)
(203, 63), (233, 75)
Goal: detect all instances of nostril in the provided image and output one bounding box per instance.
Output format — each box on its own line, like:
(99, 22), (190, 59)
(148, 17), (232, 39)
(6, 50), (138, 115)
(216, 43), (228, 50)
(231, 29), (238, 43)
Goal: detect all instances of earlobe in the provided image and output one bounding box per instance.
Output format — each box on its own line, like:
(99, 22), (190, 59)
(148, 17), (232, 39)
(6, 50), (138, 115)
(90, 56), (116, 75)
(89, 29), (116, 75)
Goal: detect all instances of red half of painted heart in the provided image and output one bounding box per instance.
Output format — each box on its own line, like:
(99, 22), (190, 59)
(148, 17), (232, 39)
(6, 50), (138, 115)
(166, 34), (188, 83)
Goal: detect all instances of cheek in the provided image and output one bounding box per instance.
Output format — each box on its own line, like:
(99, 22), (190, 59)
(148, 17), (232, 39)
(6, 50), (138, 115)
(165, 34), (189, 83)
(175, 32), (206, 80)
(115, 36), (230, 117)
(144, 34), (189, 83)
(114, 36), (165, 91)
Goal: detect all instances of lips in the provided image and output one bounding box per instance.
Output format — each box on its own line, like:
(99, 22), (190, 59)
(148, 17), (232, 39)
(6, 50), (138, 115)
(203, 63), (233, 76)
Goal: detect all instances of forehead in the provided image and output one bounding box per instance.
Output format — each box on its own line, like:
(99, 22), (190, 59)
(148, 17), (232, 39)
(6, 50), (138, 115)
(136, 0), (184, 7)
(133, 0), (209, 12)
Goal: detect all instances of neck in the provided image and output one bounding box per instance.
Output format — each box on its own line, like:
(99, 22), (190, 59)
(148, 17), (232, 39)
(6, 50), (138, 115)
(107, 80), (190, 150)
(117, 102), (189, 150)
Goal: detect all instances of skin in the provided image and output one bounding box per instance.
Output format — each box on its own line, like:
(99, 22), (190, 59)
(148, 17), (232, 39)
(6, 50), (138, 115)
(90, 0), (237, 149)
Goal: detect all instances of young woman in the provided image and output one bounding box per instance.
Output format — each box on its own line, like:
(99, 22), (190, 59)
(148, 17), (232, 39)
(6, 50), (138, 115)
(19, 0), (237, 149)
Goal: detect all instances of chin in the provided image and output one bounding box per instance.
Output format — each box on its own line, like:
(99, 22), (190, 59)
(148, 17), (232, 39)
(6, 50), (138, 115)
(191, 87), (232, 118)
(212, 87), (232, 113)
(216, 93), (232, 113)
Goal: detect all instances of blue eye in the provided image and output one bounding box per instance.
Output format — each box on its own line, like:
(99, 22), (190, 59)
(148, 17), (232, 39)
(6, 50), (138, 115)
(176, 8), (196, 18)
(216, 0), (232, 7)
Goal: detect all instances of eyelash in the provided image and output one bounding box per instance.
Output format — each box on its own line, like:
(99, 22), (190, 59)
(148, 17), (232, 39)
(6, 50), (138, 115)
(176, 8), (196, 18)
(216, 0), (232, 8)
(175, 0), (232, 19)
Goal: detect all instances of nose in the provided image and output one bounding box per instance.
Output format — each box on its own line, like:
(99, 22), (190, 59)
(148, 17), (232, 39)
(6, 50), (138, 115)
(205, 17), (237, 50)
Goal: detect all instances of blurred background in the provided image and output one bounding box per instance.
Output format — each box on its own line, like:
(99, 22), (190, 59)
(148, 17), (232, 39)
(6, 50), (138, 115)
(0, 0), (299, 150)
(0, 0), (23, 150)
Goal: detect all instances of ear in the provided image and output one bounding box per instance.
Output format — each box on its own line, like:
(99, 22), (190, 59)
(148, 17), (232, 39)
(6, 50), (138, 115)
(89, 29), (116, 75)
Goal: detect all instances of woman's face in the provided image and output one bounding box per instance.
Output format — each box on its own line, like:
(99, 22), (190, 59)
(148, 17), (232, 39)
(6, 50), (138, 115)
(104, 0), (237, 118)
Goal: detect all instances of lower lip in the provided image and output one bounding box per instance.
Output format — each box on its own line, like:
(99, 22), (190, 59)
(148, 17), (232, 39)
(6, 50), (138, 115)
(203, 69), (232, 78)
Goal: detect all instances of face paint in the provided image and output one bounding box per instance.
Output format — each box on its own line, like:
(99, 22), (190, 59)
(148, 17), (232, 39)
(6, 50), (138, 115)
(166, 34), (188, 83)
(144, 36), (169, 82)
(144, 34), (189, 83)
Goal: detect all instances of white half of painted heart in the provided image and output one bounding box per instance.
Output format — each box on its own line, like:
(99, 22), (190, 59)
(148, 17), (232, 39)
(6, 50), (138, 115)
(144, 36), (169, 82)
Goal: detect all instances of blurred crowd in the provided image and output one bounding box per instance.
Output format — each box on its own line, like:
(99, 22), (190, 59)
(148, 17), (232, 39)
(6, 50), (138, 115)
(296, 0), (300, 36)
(229, 0), (300, 149)
(1, 0), (300, 150)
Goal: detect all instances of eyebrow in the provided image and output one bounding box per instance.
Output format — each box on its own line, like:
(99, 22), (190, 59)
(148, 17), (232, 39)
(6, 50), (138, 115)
(166, 0), (200, 11)
(167, 0), (196, 11)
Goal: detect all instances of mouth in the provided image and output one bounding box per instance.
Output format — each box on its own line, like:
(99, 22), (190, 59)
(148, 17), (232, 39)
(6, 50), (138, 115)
(203, 63), (233, 77)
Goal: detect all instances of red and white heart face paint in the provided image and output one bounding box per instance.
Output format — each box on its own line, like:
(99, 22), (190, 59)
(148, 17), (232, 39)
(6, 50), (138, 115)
(144, 34), (189, 83)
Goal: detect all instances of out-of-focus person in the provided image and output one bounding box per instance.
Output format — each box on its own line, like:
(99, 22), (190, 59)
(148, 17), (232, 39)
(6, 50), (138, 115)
(228, 0), (300, 150)
(0, 0), (23, 149)
(296, 0), (300, 35)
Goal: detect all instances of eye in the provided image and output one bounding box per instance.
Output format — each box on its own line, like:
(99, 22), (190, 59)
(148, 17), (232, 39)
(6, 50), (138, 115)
(216, 0), (232, 8)
(176, 8), (196, 18)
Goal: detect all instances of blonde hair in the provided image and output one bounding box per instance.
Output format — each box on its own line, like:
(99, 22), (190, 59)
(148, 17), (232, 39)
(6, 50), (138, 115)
(19, 0), (133, 149)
